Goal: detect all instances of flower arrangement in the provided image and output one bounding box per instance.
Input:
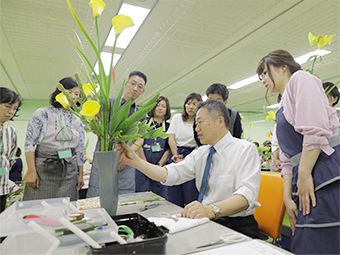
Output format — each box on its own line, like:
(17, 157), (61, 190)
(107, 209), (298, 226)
(55, 0), (168, 151)
(307, 32), (339, 95)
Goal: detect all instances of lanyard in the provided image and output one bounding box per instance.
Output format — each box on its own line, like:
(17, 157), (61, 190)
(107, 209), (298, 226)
(149, 118), (166, 130)
(56, 108), (71, 143)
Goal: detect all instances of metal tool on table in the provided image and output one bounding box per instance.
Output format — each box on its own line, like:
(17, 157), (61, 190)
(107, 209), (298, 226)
(196, 233), (246, 249)
(159, 212), (180, 222)
(139, 202), (161, 211)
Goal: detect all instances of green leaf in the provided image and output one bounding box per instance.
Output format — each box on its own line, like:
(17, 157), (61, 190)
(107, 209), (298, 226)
(109, 97), (132, 135)
(148, 126), (164, 139)
(123, 125), (139, 136)
(118, 93), (160, 132)
(111, 82), (125, 118)
(158, 132), (170, 139)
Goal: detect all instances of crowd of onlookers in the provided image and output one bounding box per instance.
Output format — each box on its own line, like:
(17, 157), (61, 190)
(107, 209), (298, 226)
(1, 49), (339, 254)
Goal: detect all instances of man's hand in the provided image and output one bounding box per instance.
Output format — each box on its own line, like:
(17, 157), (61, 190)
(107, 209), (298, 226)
(118, 162), (126, 171)
(181, 201), (215, 219)
(117, 142), (139, 168)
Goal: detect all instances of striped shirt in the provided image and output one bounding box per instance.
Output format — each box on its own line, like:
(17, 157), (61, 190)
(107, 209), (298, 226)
(0, 123), (18, 195)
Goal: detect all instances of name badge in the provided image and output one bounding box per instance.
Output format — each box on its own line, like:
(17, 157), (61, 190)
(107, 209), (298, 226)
(0, 167), (6, 176)
(58, 149), (72, 159)
(151, 144), (161, 152)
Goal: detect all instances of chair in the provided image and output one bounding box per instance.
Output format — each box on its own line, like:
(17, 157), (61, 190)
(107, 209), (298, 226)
(254, 172), (286, 244)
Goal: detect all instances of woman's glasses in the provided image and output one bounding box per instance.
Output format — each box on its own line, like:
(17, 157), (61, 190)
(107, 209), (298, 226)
(1, 103), (19, 112)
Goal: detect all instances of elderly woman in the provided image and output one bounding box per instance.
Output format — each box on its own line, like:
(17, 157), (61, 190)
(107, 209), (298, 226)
(0, 87), (23, 212)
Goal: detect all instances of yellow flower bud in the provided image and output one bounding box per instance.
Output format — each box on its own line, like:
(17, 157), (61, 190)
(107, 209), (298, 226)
(83, 83), (97, 97)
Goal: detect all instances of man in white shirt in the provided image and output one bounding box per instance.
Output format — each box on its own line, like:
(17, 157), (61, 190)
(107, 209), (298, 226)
(119, 100), (261, 238)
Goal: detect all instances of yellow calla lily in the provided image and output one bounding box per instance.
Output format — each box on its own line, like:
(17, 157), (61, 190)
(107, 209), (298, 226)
(249, 122), (253, 127)
(89, 0), (106, 18)
(240, 115), (244, 120)
(317, 34), (336, 49)
(55, 92), (69, 109)
(83, 83), (97, 97)
(80, 100), (100, 121)
(112, 14), (134, 36)
(267, 132), (271, 139)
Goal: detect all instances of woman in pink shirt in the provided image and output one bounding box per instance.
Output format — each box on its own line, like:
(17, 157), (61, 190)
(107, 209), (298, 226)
(256, 50), (339, 255)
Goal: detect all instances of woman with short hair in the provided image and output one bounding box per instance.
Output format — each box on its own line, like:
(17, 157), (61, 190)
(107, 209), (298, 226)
(24, 77), (85, 201)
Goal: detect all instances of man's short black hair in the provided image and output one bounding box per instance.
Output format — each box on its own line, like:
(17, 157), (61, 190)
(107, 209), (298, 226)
(205, 83), (229, 101)
(129, 70), (147, 85)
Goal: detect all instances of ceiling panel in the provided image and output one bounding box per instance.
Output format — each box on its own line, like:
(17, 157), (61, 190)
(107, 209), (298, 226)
(0, 0), (339, 114)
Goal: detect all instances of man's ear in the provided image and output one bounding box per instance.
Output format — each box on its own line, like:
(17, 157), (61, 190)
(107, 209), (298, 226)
(224, 100), (228, 105)
(218, 116), (225, 127)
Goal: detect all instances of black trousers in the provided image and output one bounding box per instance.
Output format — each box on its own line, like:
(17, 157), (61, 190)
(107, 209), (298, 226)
(215, 215), (259, 239)
(0, 195), (7, 213)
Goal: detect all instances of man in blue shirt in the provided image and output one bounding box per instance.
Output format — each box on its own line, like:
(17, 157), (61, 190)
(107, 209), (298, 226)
(87, 70), (147, 197)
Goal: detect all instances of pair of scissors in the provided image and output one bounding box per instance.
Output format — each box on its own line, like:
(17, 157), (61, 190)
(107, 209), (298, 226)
(196, 233), (246, 249)
(139, 202), (160, 211)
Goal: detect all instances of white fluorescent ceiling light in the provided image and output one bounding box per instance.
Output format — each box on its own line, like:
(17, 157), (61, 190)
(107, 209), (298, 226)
(105, 4), (150, 49)
(294, 49), (331, 64)
(251, 120), (266, 124)
(266, 103), (280, 109)
(94, 52), (121, 76)
(228, 49), (331, 90)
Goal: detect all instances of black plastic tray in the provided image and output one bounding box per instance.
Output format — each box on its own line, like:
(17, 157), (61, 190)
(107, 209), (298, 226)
(91, 213), (167, 254)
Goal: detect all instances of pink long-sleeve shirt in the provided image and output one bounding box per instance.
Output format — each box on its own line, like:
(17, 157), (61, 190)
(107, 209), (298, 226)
(279, 70), (339, 176)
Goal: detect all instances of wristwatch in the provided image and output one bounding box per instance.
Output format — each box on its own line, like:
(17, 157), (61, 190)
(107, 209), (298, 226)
(210, 203), (220, 220)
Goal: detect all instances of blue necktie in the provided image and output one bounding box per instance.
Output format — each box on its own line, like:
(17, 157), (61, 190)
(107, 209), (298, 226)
(198, 146), (216, 202)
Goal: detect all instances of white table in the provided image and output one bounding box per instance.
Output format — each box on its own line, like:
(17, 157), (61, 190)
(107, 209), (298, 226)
(117, 200), (293, 255)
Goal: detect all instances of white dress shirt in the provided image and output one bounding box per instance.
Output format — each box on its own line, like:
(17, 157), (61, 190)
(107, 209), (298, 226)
(164, 132), (261, 217)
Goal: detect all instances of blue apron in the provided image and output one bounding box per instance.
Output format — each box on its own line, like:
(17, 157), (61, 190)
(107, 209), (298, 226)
(135, 124), (169, 199)
(168, 146), (199, 207)
(276, 107), (340, 254)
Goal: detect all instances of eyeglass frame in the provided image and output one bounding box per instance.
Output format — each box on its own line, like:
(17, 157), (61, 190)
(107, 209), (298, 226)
(0, 103), (19, 112)
(126, 81), (145, 90)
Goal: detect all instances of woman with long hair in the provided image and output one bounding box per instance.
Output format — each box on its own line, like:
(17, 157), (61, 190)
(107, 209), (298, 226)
(135, 96), (171, 198)
(167, 93), (202, 207)
(24, 77), (85, 201)
(256, 49), (339, 254)
(0, 87), (23, 212)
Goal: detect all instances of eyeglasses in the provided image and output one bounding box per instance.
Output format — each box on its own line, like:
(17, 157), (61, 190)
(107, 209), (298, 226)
(127, 81), (144, 90)
(1, 104), (19, 112)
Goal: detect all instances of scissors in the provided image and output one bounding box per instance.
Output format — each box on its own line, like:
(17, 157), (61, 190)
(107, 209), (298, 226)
(196, 233), (246, 249)
(139, 203), (161, 211)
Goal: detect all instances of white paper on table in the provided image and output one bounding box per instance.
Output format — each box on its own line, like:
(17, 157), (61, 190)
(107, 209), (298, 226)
(148, 216), (209, 234)
(191, 239), (291, 255)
